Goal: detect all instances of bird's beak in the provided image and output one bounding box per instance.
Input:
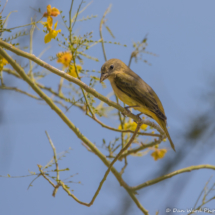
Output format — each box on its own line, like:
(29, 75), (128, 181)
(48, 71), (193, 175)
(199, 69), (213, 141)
(100, 73), (108, 83)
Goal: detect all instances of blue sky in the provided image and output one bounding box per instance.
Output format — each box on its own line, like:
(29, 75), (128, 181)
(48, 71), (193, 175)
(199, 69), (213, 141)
(1, 0), (215, 214)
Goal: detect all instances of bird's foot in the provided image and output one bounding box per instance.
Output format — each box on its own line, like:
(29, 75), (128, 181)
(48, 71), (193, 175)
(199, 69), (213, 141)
(125, 105), (139, 110)
(136, 112), (143, 119)
(122, 107), (131, 116)
(134, 112), (143, 124)
(122, 106), (140, 117)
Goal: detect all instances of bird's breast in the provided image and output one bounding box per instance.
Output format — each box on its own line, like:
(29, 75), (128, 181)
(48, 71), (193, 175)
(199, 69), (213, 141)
(109, 80), (137, 106)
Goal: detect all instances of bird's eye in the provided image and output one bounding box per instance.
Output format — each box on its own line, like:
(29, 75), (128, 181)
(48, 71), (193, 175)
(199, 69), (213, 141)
(109, 65), (114, 70)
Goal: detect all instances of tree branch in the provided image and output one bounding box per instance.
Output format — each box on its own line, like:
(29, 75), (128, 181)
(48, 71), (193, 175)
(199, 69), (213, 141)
(119, 136), (163, 160)
(131, 164), (215, 191)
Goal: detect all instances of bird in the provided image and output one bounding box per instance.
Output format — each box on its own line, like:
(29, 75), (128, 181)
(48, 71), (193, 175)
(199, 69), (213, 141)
(100, 58), (175, 151)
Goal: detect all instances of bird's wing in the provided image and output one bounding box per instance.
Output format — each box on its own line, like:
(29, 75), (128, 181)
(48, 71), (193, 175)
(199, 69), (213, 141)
(115, 73), (167, 121)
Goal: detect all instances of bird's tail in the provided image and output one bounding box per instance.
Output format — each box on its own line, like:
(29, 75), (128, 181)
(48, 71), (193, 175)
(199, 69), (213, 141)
(155, 117), (176, 152)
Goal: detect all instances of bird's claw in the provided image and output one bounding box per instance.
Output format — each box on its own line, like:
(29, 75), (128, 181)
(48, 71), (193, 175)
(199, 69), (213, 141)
(136, 112), (143, 120)
(122, 107), (131, 116)
(125, 106), (131, 111)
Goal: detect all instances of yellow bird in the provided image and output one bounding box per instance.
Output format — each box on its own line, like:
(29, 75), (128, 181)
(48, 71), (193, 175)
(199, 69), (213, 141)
(100, 59), (175, 151)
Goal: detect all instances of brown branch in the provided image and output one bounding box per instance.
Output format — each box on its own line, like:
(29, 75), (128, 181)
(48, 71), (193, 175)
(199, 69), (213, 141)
(119, 136), (163, 160)
(99, 5), (112, 62)
(72, 54), (95, 117)
(131, 164), (215, 191)
(87, 112), (160, 137)
(45, 131), (60, 197)
(3, 68), (85, 111)
(37, 165), (56, 188)
(88, 121), (142, 205)
(0, 85), (42, 100)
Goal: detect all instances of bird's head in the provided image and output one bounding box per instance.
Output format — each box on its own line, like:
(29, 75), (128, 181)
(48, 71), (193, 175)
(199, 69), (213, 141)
(100, 59), (125, 82)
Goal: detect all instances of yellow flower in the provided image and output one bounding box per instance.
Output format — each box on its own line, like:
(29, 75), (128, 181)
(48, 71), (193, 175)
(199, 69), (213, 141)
(0, 56), (8, 71)
(140, 117), (148, 130)
(126, 121), (136, 130)
(44, 21), (61, 43)
(42, 19), (52, 31)
(67, 64), (82, 78)
(118, 118), (147, 131)
(118, 121), (136, 131)
(140, 124), (147, 130)
(151, 148), (167, 161)
(42, 5), (61, 43)
(47, 16), (53, 31)
(57, 52), (72, 67)
(43, 5), (60, 17)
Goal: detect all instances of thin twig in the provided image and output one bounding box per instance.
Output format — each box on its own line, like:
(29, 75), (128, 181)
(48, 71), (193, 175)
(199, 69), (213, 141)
(128, 34), (148, 68)
(45, 131), (60, 197)
(116, 96), (125, 148)
(72, 0), (84, 29)
(7, 18), (42, 31)
(0, 0), (8, 14)
(119, 136), (163, 160)
(72, 54), (95, 117)
(120, 157), (127, 175)
(39, 124), (147, 211)
(27, 174), (41, 190)
(0, 85), (69, 110)
(3, 68), (85, 111)
(38, 165), (56, 187)
(0, 70), (4, 85)
(192, 176), (212, 210)
(69, 0), (74, 42)
(0, 86), (42, 100)
(86, 112), (160, 137)
(131, 165), (215, 191)
(28, 23), (35, 79)
(69, 4), (95, 117)
(87, 120), (142, 206)
(99, 5), (112, 61)
(71, 1), (93, 24)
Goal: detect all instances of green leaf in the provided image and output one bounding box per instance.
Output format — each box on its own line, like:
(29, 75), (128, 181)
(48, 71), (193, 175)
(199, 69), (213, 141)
(142, 38), (147, 43)
(105, 25), (115, 38)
